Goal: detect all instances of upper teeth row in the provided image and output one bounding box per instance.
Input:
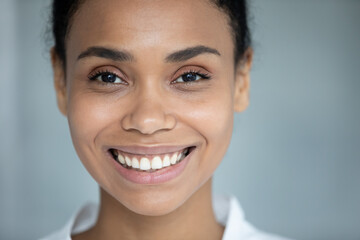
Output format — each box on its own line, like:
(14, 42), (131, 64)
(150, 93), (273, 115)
(114, 148), (189, 171)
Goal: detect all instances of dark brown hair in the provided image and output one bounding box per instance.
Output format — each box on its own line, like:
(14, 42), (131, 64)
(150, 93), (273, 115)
(51, 0), (251, 67)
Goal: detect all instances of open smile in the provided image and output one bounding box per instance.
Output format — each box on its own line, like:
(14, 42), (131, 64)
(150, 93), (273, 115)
(108, 146), (196, 184)
(109, 146), (195, 172)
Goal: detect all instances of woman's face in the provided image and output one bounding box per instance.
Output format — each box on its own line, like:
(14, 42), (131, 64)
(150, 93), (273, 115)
(53, 0), (250, 216)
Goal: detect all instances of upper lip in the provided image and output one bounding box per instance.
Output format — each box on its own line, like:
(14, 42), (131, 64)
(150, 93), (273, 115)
(108, 145), (195, 155)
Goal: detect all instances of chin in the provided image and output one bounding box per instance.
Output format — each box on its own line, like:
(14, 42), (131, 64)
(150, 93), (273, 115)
(127, 201), (180, 217)
(107, 189), (187, 217)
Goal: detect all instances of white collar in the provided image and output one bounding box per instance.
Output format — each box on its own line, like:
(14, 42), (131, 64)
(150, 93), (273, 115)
(41, 195), (288, 240)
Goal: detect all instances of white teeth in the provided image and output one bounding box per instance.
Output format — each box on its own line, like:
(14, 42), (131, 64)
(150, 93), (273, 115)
(163, 155), (170, 167)
(140, 157), (151, 170)
(118, 154), (125, 164)
(114, 148), (191, 170)
(151, 156), (163, 170)
(125, 156), (132, 167)
(177, 152), (182, 162)
(170, 153), (178, 165)
(132, 157), (139, 169)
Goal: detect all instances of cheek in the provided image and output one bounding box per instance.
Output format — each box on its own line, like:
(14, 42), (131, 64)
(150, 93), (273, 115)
(183, 88), (234, 173)
(191, 85), (234, 142)
(193, 101), (233, 143)
(67, 91), (130, 197)
(68, 94), (111, 145)
(66, 88), (117, 176)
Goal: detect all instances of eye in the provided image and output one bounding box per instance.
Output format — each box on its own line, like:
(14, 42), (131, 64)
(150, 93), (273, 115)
(172, 71), (210, 84)
(89, 71), (127, 84)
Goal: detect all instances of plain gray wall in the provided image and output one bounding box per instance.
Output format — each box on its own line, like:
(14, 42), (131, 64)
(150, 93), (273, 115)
(1, 0), (359, 239)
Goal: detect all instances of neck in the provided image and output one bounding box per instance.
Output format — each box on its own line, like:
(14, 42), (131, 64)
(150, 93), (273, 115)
(73, 178), (224, 240)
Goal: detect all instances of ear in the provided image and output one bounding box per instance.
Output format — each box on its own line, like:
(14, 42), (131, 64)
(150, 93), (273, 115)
(233, 48), (253, 112)
(50, 47), (67, 116)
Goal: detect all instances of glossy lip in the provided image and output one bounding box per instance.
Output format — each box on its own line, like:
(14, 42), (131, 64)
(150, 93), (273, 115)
(106, 146), (196, 185)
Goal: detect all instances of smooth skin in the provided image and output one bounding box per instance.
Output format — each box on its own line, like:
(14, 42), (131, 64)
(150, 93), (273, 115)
(51, 0), (252, 239)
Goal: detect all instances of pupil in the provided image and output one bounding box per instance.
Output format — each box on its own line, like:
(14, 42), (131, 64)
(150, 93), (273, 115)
(182, 73), (197, 82)
(102, 74), (116, 82)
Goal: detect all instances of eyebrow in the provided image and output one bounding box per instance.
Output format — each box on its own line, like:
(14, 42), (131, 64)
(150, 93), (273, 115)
(165, 45), (221, 62)
(77, 46), (134, 62)
(77, 45), (220, 62)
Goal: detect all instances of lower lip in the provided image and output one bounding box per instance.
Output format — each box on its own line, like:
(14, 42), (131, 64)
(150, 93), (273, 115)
(109, 150), (193, 184)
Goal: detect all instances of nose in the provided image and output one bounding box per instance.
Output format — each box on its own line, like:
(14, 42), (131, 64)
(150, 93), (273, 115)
(121, 92), (177, 135)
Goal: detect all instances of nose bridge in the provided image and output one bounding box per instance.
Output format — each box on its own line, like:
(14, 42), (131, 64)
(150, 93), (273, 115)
(121, 79), (176, 135)
(135, 86), (164, 121)
(137, 79), (161, 105)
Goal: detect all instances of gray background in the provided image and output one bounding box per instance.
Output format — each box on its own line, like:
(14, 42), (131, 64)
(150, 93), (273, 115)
(1, 0), (359, 239)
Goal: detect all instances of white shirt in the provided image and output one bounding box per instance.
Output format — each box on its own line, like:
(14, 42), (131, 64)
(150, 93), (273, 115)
(40, 195), (291, 240)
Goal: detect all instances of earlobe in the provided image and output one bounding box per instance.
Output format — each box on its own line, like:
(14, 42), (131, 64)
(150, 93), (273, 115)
(50, 47), (68, 116)
(233, 48), (253, 112)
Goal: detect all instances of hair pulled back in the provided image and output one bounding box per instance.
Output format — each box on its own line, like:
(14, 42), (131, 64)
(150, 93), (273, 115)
(51, 0), (251, 66)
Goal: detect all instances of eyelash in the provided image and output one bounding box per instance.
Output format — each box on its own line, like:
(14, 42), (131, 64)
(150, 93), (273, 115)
(88, 69), (211, 85)
(88, 69), (126, 84)
(171, 70), (211, 84)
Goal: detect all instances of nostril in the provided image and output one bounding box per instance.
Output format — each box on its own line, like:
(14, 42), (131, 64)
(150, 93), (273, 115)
(121, 111), (177, 135)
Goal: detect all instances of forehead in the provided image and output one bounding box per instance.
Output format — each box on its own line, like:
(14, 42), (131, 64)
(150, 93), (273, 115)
(67, 0), (234, 62)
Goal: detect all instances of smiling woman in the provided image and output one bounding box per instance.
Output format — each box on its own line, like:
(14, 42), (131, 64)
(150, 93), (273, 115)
(42, 0), (290, 239)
